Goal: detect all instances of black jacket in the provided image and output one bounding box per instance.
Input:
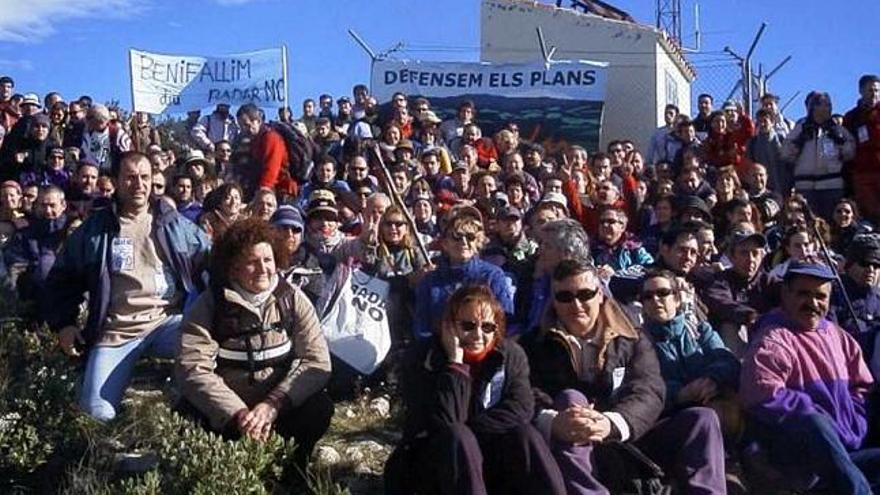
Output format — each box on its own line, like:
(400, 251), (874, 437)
(521, 303), (665, 441)
(400, 337), (534, 440)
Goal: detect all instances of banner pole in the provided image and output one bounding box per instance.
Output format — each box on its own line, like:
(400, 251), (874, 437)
(282, 44), (290, 109)
(128, 48), (137, 115)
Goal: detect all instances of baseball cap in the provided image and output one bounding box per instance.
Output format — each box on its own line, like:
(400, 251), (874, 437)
(306, 189), (338, 219)
(540, 191), (568, 210)
(785, 260), (836, 281)
(497, 205), (523, 220)
(270, 205), (304, 231)
(727, 224), (767, 248)
(677, 195), (712, 220)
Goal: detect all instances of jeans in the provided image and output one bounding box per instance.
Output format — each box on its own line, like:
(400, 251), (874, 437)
(752, 412), (880, 495)
(79, 314), (182, 421)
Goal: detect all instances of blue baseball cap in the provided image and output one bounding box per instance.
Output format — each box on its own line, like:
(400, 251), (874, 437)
(785, 260), (836, 281)
(270, 205), (304, 230)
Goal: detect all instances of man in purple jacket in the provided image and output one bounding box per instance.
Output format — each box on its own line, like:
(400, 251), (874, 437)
(741, 260), (880, 494)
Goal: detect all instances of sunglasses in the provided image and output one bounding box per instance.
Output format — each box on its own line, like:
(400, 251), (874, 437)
(554, 287), (599, 304)
(458, 320), (497, 334)
(384, 220), (406, 228)
(640, 288), (675, 301)
(450, 232), (477, 243)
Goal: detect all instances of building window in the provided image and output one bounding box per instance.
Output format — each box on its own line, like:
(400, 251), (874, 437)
(665, 71), (679, 107)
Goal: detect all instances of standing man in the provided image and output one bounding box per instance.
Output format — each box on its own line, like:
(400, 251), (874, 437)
(693, 93), (714, 140)
(190, 104), (238, 154)
(81, 104), (131, 176)
(760, 93), (794, 139)
(647, 104), (680, 166)
(236, 103), (294, 200)
(45, 151), (210, 420)
(0, 76), (17, 133)
(844, 75), (880, 223)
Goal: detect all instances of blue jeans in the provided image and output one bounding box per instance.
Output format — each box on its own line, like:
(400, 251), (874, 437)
(79, 315), (182, 421)
(753, 412), (880, 495)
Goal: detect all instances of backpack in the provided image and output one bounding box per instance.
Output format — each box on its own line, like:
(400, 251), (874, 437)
(268, 121), (319, 183)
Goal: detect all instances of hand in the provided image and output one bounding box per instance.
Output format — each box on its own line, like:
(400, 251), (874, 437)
(559, 155), (573, 182)
(440, 321), (464, 364)
(551, 406), (594, 444)
(58, 326), (84, 357)
(14, 151), (26, 164)
(239, 402), (279, 442)
(580, 408), (612, 442)
(597, 265), (615, 280)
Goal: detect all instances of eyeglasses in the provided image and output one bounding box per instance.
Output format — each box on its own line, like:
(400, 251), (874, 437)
(554, 287), (599, 304)
(383, 220), (406, 228)
(458, 320), (497, 334)
(450, 232), (478, 243)
(640, 288), (675, 301)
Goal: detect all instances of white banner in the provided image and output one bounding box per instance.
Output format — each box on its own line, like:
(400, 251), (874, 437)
(129, 47), (287, 114)
(371, 59), (608, 102)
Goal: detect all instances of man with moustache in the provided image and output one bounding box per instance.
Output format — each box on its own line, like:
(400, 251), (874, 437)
(741, 260), (880, 494)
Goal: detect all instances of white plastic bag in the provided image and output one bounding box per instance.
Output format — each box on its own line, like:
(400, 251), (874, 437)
(319, 262), (392, 375)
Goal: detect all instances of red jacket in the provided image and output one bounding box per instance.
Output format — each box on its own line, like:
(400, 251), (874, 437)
(250, 125), (295, 196)
(844, 102), (880, 176)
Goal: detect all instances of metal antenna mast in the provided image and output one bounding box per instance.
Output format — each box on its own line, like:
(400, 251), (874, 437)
(656, 0), (682, 46)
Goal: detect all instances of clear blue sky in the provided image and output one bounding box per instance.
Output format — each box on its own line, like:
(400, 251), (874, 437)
(1, 0), (877, 120)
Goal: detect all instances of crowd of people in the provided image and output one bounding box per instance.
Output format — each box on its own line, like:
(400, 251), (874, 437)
(1, 70), (880, 493)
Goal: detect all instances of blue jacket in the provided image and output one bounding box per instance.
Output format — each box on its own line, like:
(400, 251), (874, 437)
(45, 199), (211, 349)
(644, 314), (740, 408)
(413, 256), (515, 339)
(592, 235), (654, 273)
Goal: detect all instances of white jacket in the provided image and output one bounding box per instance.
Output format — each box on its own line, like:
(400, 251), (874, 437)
(190, 112), (239, 152)
(782, 121), (855, 191)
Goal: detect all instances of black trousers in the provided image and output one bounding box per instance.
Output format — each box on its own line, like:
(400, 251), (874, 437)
(384, 422), (565, 495)
(178, 391), (334, 472)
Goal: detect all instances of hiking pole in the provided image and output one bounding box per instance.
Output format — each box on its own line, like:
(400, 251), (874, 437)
(369, 144), (433, 266)
(799, 193), (865, 333)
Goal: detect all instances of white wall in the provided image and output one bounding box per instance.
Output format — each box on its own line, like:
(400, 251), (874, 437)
(655, 41), (693, 125)
(480, 0), (692, 153)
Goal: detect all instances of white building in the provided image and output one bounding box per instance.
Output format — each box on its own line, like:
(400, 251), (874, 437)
(481, 0), (695, 152)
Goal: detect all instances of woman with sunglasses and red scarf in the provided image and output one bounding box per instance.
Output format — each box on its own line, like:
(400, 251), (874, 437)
(385, 285), (565, 495)
(522, 258), (727, 494)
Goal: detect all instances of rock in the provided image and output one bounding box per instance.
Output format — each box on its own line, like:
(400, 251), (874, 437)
(353, 463), (373, 475)
(342, 445), (365, 463)
(368, 397), (391, 418)
(114, 451), (159, 473)
(344, 407), (357, 419)
(314, 445), (341, 466)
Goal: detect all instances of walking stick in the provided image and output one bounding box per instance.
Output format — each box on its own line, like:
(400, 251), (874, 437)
(799, 195), (865, 334)
(368, 144), (433, 267)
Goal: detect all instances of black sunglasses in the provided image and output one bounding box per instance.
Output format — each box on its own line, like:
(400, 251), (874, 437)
(458, 320), (497, 334)
(451, 232), (477, 243)
(384, 220), (407, 228)
(640, 288), (675, 301)
(554, 288), (599, 304)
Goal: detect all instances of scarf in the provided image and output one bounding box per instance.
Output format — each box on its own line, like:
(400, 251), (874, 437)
(230, 274), (279, 314)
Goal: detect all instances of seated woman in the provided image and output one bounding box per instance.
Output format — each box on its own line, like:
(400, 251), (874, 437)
(413, 205), (514, 340)
(198, 182), (246, 239)
(522, 258), (727, 494)
(385, 285), (565, 495)
(640, 269), (742, 441)
(175, 218), (333, 475)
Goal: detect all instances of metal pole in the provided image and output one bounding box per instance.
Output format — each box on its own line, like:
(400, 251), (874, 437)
(281, 44), (290, 108)
(745, 22), (767, 60)
(348, 29), (377, 60)
(781, 91), (801, 113)
(766, 55), (792, 81)
(536, 27), (551, 67)
(370, 145), (433, 266)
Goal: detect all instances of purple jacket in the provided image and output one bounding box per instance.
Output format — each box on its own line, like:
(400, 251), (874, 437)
(740, 309), (873, 450)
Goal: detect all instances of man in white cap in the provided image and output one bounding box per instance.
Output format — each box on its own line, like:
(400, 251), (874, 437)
(80, 104), (131, 175)
(190, 103), (238, 154)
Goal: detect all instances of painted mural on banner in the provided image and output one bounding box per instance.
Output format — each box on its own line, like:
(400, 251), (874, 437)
(371, 59), (607, 152)
(130, 47), (287, 114)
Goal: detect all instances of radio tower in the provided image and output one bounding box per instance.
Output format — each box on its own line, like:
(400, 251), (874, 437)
(656, 0), (683, 47)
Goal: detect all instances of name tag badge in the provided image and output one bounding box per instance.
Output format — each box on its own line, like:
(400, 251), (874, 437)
(111, 238), (134, 272)
(612, 367), (626, 391)
(858, 126), (870, 144)
(822, 139), (837, 157)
